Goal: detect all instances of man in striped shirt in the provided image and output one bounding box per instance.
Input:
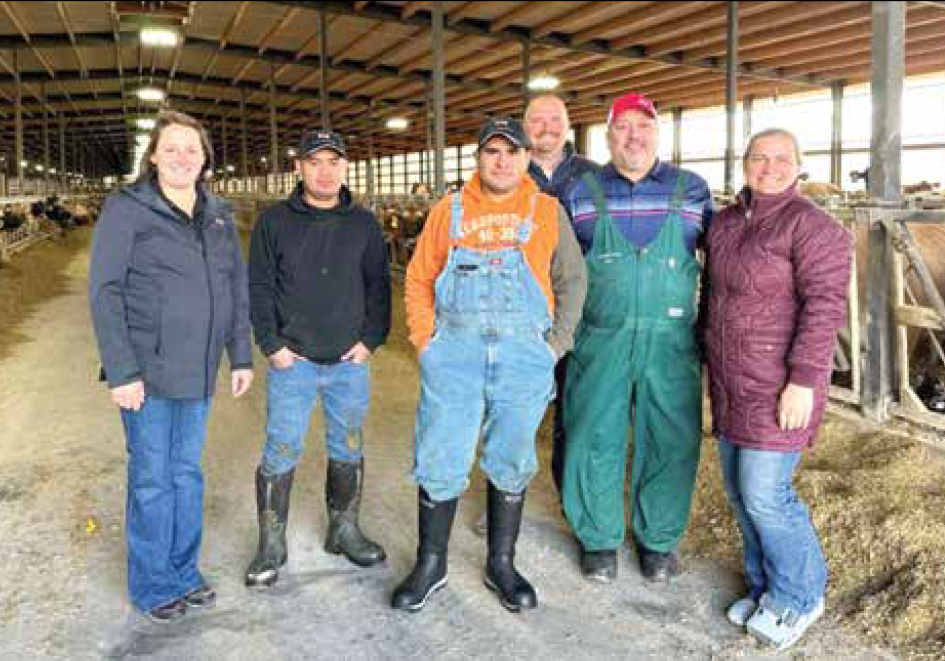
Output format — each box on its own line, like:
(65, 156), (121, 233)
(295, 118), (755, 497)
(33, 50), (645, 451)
(560, 93), (712, 586)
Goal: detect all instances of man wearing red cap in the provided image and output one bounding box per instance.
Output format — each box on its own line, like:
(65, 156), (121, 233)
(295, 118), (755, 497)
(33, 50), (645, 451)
(560, 93), (713, 585)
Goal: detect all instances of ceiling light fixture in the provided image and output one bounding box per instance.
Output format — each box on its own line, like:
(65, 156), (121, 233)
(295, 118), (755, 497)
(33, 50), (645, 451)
(386, 117), (409, 131)
(136, 87), (166, 102)
(140, 27), (179, 48)
(527, 73), (560, 91)
(135, 118), (157, 130)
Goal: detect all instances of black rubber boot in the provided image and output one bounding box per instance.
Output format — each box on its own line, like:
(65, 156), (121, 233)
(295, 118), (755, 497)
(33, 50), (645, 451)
(244, 466), (294, 587)
(324, 459), (387, 567)
(484, 484), (537, 612)
(390, 489), (458, 612)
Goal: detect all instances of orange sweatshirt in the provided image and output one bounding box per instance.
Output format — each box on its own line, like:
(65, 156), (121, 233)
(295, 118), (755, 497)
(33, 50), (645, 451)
(405, 172), (562, 351)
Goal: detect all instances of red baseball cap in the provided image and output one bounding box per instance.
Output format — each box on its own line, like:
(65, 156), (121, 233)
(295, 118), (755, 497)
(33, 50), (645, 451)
(608, 93), (657, 123)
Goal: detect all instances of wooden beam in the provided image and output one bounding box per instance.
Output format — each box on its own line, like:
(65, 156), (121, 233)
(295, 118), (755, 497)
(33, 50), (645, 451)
(365, 27), (426, 70)
(221, 1), (251, 49)
(490, 2), (544, 33)
(55, 2), (87, 78)
(447, 0), (490, 25)
(607, 0), (785, 52)
(533, 1), (630, 39)
(258, 7), (300, 54)
(401, 1), (428, 19)
(683, 2), (871, 60)
(0, 1), (55, 78)
(333, 20), (385, 64)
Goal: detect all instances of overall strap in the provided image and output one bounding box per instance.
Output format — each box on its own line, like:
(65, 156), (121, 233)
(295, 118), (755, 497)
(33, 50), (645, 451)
(448, 191), (463, 239)
(515, 193), (539, 245)
(582, 172), (611, 223)
(668, 171), (689, 219)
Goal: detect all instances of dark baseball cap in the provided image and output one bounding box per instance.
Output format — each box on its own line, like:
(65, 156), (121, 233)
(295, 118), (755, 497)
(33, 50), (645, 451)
(477, 117), (531, 150)
(298, 130), (347, 158)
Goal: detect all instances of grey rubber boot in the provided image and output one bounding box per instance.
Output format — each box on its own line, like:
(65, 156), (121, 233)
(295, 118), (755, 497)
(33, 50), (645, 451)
(244, 466), (294, 587)
(324, 459), (387, 567)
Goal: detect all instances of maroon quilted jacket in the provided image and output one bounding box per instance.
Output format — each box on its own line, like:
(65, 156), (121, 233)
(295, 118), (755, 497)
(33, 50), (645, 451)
(706, 185), (852, 450)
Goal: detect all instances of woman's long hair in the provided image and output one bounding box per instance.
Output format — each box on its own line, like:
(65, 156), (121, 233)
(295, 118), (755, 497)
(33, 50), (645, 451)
(135, 109), (214, 183)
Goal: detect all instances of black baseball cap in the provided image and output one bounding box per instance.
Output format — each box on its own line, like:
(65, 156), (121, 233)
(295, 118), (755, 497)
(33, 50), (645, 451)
(477, 117), (531, 150)
(298, 130), (347, 158)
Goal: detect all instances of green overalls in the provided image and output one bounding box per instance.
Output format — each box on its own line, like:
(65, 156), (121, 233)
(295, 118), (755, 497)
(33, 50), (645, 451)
(562, 172), (703, 553)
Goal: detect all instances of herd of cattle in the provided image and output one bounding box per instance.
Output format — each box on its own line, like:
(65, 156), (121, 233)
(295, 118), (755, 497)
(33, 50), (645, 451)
(0, 196), (98, 233)
(374, 182), (945, 415)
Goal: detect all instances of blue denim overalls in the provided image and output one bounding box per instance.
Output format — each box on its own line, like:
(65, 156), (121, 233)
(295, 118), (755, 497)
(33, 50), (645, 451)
(412, 192), (556, 502)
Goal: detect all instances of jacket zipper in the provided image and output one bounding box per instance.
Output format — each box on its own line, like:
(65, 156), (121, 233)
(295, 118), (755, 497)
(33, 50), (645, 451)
(194, 219), (215, 396)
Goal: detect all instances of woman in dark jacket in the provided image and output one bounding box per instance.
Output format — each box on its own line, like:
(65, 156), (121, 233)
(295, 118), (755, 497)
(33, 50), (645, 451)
(705, 128), (851, 650)
(89, 110), (253, 623)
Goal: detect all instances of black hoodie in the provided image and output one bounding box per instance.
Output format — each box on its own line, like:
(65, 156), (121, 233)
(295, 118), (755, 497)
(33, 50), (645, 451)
(248, 183), (391, 362)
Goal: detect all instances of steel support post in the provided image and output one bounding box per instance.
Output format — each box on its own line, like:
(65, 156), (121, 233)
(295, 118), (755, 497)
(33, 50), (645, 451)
(831, 82), (844, 187)
(864, 0), (905, 421)
(432, 1), (446, 197)
(672, 107), (683, 166)
(319, 6), (331, 130)
(724, 1), (738, 196)
(522, 40), (531, 113)
(743, 94), (753, 144)
(14, 50), (23, 195)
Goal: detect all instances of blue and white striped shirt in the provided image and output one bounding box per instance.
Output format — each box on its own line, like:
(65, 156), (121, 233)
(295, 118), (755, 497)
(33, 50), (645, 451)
(561, 160), (713, 255)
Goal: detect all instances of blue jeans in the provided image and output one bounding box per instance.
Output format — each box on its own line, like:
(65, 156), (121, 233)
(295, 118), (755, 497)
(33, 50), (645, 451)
(717, 437), (828, 616)
(262, 359), (370, 475)
(413, 325), (555, 501)
(120, 395), (211, 611)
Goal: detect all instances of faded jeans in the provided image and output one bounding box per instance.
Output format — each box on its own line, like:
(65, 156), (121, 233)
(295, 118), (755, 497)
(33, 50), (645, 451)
(717, 437), (828, 616)
(261, 359), (370, 476)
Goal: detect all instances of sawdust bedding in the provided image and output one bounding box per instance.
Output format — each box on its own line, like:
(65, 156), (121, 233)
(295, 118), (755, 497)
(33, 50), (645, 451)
(685, 417), (945, 660)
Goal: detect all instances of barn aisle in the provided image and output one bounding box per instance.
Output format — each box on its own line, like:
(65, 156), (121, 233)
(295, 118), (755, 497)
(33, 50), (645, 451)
(0, 237), (898, 661)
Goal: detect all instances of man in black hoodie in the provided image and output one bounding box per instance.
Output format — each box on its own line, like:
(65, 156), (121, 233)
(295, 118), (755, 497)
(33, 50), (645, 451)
(245, 131), (391, 586)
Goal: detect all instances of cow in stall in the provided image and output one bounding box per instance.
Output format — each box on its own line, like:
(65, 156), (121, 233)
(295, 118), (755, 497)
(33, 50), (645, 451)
(835, 219), (945, 412)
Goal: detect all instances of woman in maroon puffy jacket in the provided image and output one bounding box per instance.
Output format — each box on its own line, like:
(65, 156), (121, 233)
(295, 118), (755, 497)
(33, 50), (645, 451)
(705, 128), (851, 651)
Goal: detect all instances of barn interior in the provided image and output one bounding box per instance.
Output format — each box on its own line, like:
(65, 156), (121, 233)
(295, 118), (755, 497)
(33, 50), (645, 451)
(1, 2), (945, 660)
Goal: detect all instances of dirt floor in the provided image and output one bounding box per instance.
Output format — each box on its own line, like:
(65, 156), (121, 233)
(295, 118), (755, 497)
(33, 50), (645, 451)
(0, 230), (942, 660)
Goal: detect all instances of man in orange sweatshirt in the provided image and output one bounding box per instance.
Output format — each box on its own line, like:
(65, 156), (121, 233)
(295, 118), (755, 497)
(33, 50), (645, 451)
(390, 118), (586, 614)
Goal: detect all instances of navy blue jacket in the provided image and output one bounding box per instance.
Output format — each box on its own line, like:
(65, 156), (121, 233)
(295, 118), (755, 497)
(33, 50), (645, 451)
(89, 178), (252, 398)
(527, 141), (601, 202)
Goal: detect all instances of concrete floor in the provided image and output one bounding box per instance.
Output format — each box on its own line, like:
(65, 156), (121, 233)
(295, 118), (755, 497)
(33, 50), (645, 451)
(0, 244), (899, 660)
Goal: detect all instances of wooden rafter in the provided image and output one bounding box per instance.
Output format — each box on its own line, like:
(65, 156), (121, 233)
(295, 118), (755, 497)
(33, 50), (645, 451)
(532, 1), (628, 39)
(55, 2), (87, 78)
(0, 1), (55, 78)
(258, 7), (300, 54)
(489, 2), (545, 34)
(221, 1), (251, 49)
(401, 1), (428, 20)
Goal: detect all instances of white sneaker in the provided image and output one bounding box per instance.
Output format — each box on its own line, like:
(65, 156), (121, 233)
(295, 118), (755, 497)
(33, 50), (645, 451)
(726, 596), (758, 627)
(747, 596), (825, 651)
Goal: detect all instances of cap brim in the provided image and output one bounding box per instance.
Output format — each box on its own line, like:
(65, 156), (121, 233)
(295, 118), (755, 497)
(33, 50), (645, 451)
(479, 131), (530, 149)
(301, 145), (346, 158)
